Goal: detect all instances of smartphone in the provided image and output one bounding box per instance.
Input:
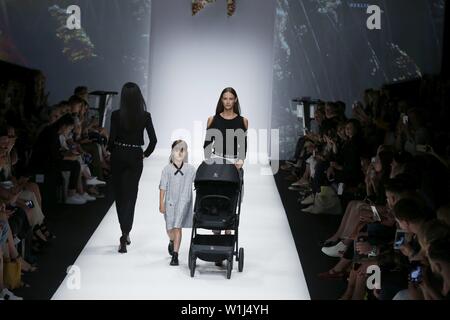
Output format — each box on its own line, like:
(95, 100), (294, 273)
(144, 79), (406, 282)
(409, 264), (423, 284)
(368, 246), (378, 258)
(394, 229), (407, 250)
(371, 205), (381, 222)
(337, 183), (344, 196)
(25, 200), (35, 209)
(403, 115), (409, 125)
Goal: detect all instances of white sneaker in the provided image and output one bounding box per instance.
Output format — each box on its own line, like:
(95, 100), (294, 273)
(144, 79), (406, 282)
(82, 192), (96, 202)
(301, 194), (315, 205)
(86, 178), (106, 186)
(292, 179), (310, 187)
(65, 195), (87, 205)
(0, 288), (23, 300)
(321, 241), (348, 258)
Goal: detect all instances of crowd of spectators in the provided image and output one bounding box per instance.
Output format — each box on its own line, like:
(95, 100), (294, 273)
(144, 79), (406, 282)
(281, 75), (450, 300)
(0, 86), (110, 300)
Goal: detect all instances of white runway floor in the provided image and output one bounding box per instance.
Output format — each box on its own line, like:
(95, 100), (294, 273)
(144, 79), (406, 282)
(52, 150), (310, 300)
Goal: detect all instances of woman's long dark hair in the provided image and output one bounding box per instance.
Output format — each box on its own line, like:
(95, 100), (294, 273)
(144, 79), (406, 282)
(119, 82), (146, 130)
(215, 87), (241, 116)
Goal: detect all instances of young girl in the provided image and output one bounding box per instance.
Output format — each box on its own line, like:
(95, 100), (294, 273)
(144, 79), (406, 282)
(159, 140), (196, 266)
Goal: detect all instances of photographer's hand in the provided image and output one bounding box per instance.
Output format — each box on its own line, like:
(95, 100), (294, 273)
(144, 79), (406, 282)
(400, 243), (414, 258)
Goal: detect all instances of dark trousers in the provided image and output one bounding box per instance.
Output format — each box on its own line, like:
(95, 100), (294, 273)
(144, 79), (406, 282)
(111, 147), (143, 235)
(293, 136), (306, 161)
(82, 142), (103, 180)
(312, 160), (329, 193)
(56, 160), (81, 190)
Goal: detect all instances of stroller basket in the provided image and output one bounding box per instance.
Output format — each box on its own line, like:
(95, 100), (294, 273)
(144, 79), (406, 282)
(194, 195), (236, 230)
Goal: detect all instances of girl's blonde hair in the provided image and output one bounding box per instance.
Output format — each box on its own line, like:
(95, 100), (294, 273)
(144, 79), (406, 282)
(169, 140), (189, 164)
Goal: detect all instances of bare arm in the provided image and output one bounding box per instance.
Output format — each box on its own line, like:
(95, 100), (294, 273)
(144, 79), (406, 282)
(203, 116), (215, 159)
(236, 117), (249, 169)
(159, 189), (166, 214)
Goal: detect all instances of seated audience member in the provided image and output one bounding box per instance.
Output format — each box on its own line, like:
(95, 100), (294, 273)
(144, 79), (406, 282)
(0, 203), (23, 300)
(426, 237), (450, 299)
(396, 108), (431, 156)
(391, 197), (431, 300)
(30, 114), (88, 205)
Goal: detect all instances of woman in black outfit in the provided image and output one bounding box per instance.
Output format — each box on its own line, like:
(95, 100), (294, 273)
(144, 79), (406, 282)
(203, 87), (248, 170)
(108, 82), (157, 253)
(203, 87), (248, 266)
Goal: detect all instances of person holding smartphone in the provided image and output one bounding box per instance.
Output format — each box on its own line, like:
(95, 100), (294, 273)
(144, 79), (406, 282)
(30, 114), (88, 205)
(0, 203), (23, 300)
(396, 108), (431, 156)
(391, 198), (430, 300)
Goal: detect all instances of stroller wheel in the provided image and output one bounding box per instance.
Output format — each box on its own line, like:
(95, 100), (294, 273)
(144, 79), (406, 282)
(238, 248), (244, 272)
(226, 258), (233, 279)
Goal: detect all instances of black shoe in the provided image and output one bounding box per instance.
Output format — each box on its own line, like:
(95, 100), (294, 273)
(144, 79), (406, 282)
(118, 236), (127, 253)
(168, 240), (174, 256)
(126, 235), (131, 246)
(170, 252), (179, 266)
(94, 193), (106, 199)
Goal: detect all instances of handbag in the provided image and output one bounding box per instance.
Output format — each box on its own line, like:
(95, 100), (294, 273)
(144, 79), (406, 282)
(3, 260), (22, 290)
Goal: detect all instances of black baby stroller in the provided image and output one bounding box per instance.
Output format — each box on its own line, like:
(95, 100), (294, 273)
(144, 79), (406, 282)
(188, 159), (244, 279)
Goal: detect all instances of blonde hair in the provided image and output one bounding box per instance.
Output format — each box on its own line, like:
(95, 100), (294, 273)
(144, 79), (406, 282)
(169, 140), (189, 164)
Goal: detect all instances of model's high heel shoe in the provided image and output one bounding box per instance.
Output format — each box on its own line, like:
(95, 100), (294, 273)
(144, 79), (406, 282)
(126, 235), (131, 246)
(118, 236), (127, 253)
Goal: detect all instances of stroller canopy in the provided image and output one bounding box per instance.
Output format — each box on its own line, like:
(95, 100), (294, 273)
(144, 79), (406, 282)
(195, 160), (240, 185)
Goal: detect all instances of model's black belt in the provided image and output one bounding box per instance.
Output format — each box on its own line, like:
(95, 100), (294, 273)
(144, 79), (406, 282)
(114, 141), (141, 148)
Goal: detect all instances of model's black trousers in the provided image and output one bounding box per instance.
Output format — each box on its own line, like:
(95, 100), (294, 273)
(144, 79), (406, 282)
(111, 147), (143, 235)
